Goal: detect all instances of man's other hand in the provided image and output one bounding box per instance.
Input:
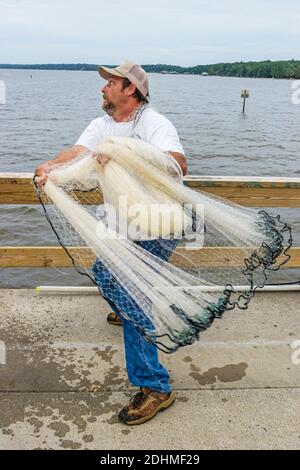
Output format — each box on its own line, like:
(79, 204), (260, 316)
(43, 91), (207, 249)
(34, 162), (52, 187)
(93, 153), (110, 168)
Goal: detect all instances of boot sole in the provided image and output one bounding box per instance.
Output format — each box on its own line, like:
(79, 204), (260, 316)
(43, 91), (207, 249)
(120, 394), (176, 426)
(107, 319), (122, 326)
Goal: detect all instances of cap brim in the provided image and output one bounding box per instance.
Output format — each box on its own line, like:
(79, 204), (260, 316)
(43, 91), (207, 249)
(98, 66), (125, 80)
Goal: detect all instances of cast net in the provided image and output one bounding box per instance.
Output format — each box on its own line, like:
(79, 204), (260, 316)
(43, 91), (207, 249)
(36, 137), (292, 353)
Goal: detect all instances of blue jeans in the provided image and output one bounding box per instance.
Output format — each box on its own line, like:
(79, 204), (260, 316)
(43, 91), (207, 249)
(92, 238), (178, 393)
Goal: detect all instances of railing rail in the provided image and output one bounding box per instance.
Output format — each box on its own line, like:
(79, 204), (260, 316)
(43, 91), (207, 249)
(1, 173), (300, 206)
(1, 173), (299, 269)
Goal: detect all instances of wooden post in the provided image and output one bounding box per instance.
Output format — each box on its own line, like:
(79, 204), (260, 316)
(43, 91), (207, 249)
(241, 89), (249, 113)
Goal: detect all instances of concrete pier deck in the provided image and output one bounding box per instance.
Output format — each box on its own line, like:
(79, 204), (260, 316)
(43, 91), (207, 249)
(0, 289), (299, 450)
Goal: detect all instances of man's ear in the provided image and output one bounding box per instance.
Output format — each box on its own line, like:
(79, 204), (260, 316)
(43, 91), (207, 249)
(124, 82), (137, 97)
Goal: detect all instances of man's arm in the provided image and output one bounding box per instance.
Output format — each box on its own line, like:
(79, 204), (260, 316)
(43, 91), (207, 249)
(167, 151), (187, 176)
(34, 144), (88, 186)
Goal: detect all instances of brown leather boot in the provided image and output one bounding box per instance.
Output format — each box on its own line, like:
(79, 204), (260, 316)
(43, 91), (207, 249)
(107, 312), (122, 326)
(118, 387), (175, 425)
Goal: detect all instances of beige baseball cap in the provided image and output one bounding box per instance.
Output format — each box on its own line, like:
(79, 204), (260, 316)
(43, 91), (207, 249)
(98, 60), (149, 98)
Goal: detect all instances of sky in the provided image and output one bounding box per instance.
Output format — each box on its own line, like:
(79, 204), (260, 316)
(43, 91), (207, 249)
(1, 0), (300, 66)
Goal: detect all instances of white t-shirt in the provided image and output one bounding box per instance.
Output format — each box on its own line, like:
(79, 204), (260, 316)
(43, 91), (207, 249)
(75, 107), (185, 155)
(75, 107), (185, 241)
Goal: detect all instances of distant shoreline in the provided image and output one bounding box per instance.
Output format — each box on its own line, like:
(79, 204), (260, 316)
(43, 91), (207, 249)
(1, 60), (300, 79)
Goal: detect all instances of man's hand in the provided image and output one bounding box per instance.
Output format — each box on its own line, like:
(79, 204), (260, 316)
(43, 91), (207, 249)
(34, 162), (52, 187)
(93, 153), (110, 168)
(167, 151), (187, 176)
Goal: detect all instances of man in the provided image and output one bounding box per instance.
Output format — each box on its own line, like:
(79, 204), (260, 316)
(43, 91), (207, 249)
(35, 60), (187, 425)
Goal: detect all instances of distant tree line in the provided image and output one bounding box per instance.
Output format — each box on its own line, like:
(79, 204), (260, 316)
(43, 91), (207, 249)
(0, 63), (99, 71)
(204, 60), (300, 79)
(1, 60), (300, 79)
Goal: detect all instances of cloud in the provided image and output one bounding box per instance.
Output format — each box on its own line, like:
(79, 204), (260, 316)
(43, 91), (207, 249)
(0, 0), (300, 64)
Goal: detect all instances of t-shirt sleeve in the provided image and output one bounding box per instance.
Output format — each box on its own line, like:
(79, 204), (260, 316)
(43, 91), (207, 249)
(147, 116), (185, 155)
(75, 118), (104, 151)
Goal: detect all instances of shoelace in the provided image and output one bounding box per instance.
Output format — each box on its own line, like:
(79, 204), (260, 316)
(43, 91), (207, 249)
(130, 389), (150, 408)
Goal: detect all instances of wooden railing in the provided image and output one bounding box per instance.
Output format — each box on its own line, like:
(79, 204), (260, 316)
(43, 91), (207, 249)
(0, 173), (299, 269)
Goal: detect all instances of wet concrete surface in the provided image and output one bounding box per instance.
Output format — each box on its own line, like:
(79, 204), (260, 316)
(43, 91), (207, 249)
(0, 289), (299, 449)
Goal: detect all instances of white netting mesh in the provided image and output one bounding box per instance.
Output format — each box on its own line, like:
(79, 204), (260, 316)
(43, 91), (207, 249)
(38, 137), (292, 352)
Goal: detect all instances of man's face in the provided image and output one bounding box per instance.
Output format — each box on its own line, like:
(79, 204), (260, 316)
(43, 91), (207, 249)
(101, 76), (127, 115)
